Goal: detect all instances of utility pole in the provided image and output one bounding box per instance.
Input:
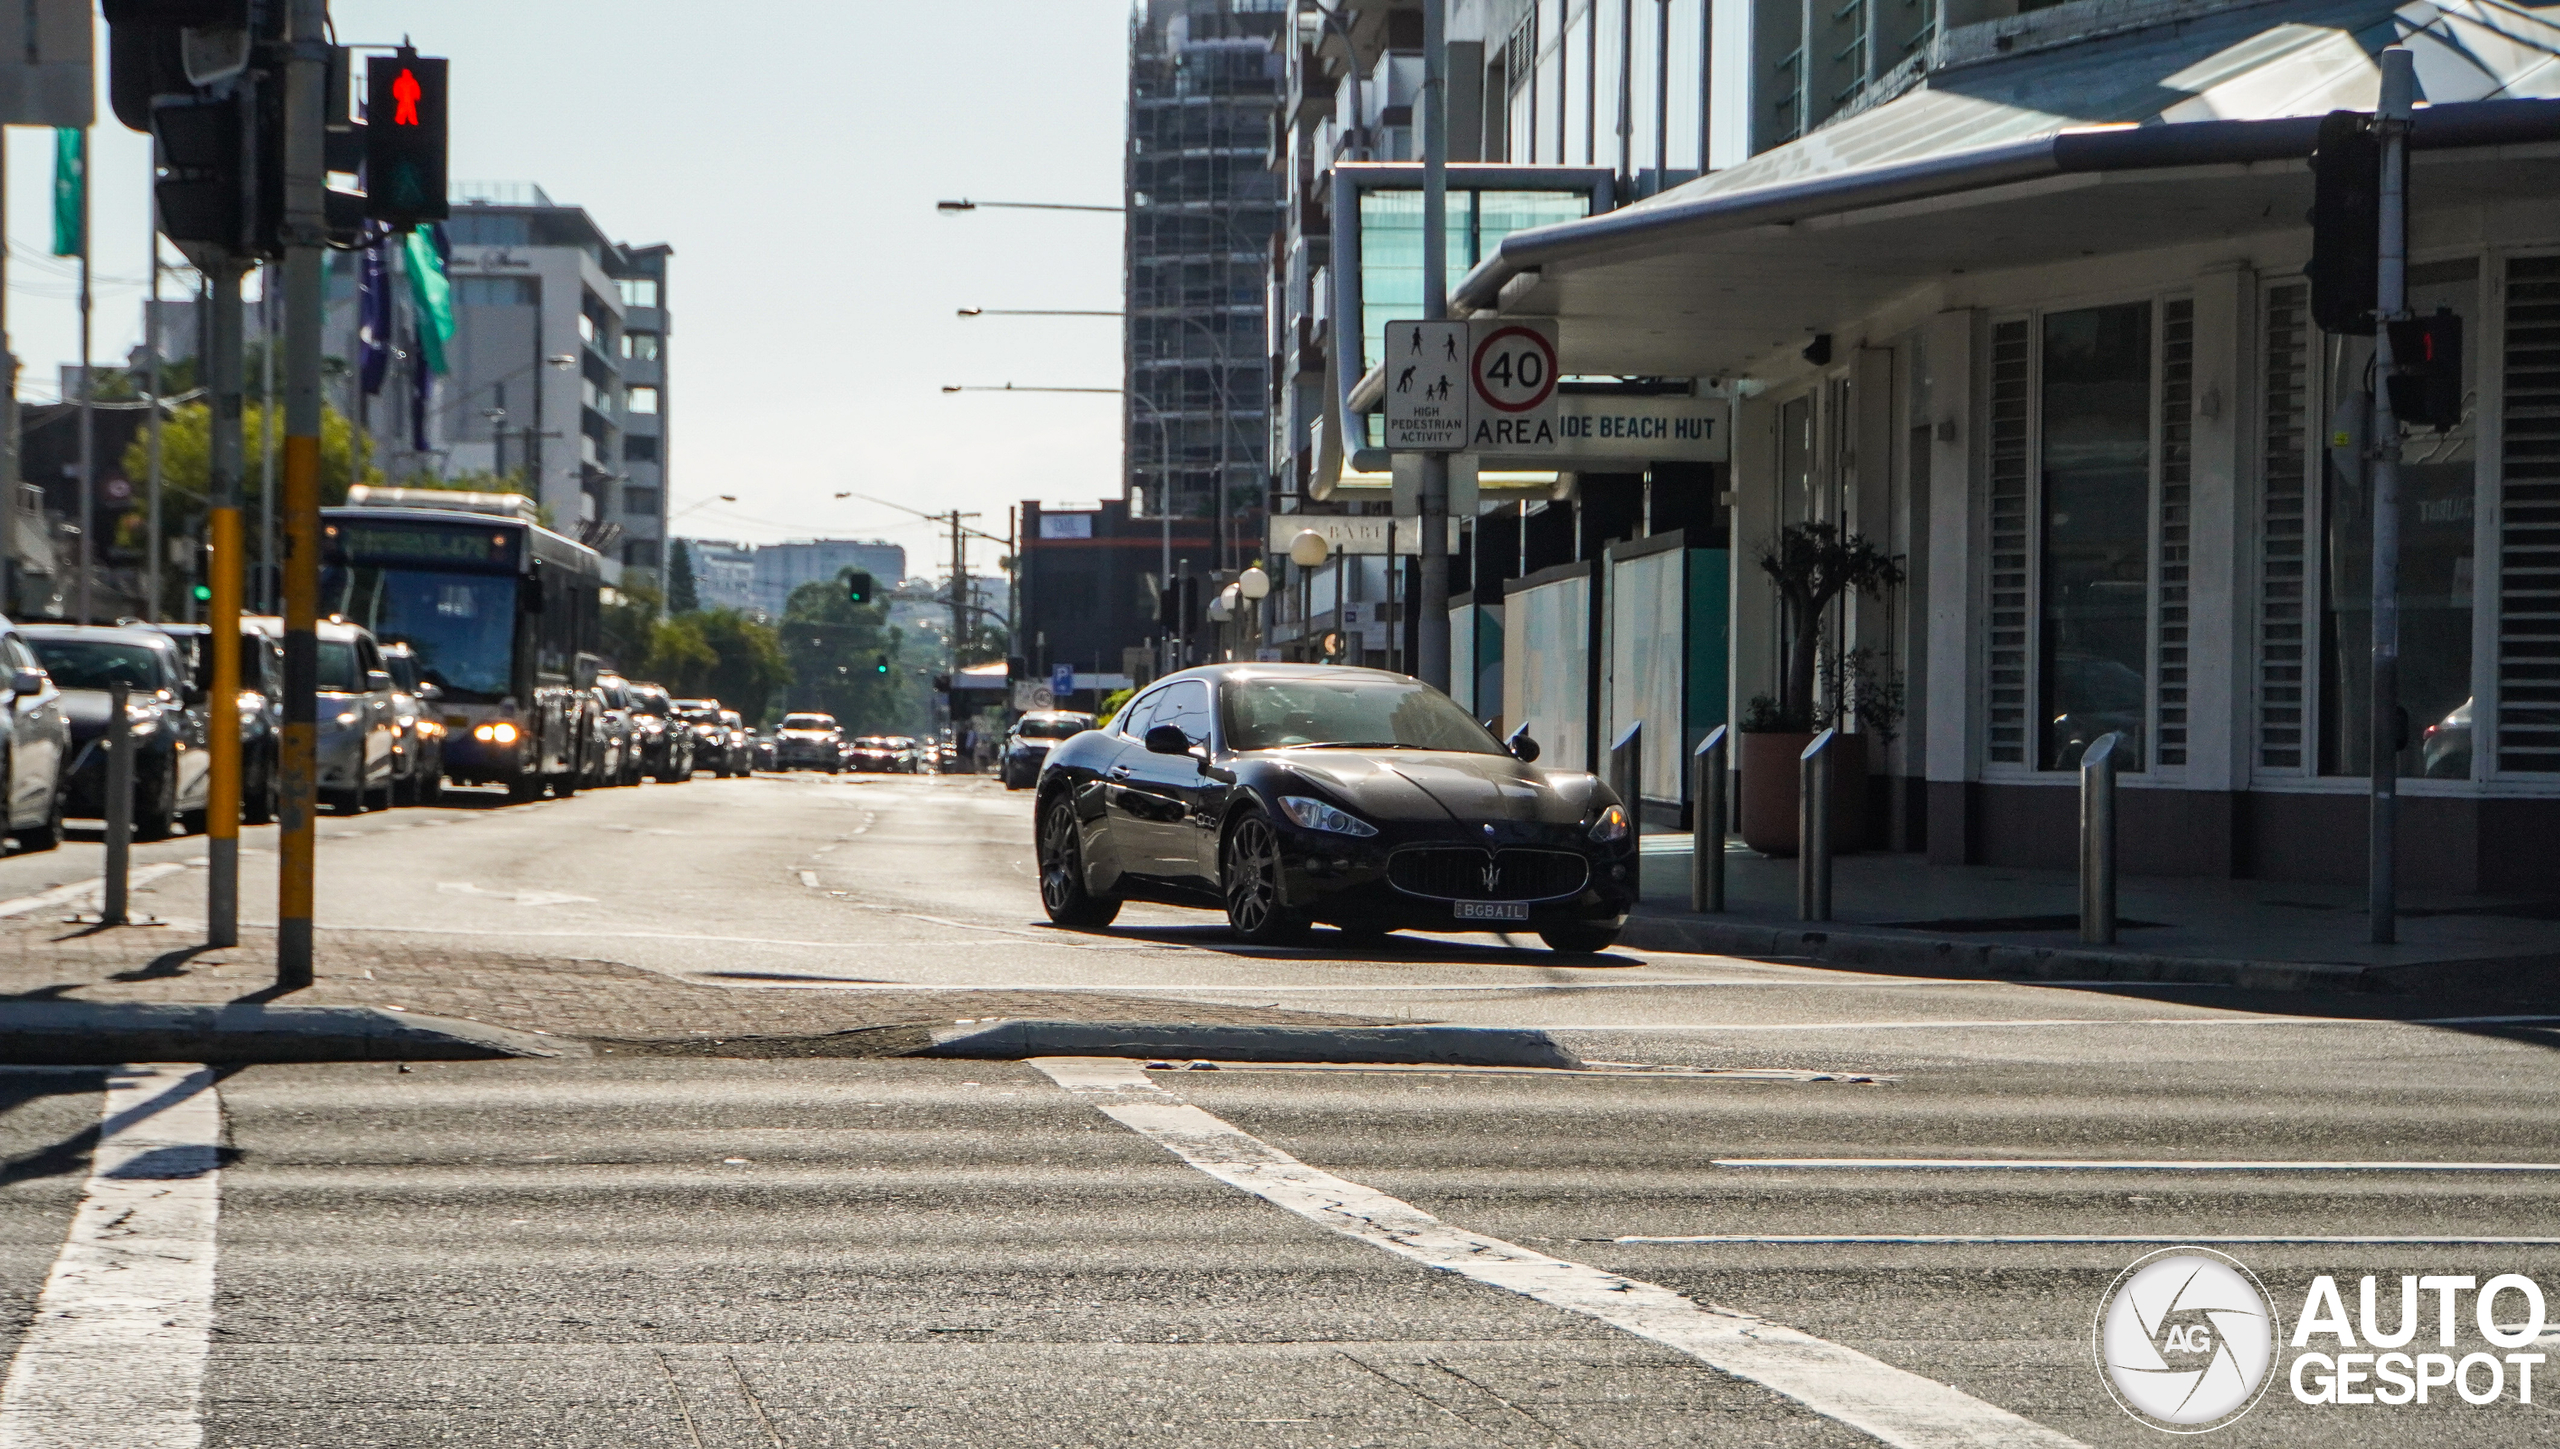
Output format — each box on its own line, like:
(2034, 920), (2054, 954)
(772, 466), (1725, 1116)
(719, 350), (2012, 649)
(2368, 46), (2415, 947)
(1415, 0), (1452, 690)
(74, 127), (93, 625)
(205, 256), (245, 948)
(275, 0), (327, 987)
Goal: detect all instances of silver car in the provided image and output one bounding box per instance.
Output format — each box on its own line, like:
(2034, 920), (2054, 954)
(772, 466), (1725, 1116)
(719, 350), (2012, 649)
(247, 617), (399, 813)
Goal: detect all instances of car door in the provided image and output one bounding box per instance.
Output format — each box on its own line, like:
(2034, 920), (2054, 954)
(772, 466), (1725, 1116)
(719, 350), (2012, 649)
(1086, 686), (1166, 886)
(1116, 679), (1219, 894)
(2, 636), (60, 824)
(356, 636), (398, 783)
(165, 643), (212, 809)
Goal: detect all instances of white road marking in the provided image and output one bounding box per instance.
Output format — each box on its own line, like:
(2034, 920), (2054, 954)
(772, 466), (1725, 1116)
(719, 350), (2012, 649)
(0, 1064), (221, 1449)
(1540, 1014), (2560, 1032)
(0, 864), (191, 920)
(796, 870), (820, 888)
(1621, 1235), (2560, 1247)
(1716, 1158), (2560, 1172)
(433, 882), (597, 907)
(1035, 1057), (2081, 1449)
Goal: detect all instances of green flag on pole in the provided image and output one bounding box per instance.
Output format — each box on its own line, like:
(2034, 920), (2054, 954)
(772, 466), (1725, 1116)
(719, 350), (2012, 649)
(401, 227), (454, 375)
(50, 128), (83, 257)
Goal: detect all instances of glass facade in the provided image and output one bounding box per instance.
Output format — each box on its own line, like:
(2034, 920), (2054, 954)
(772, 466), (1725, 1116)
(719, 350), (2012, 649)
(1357, 188), (1592, 444)
(2036, 302), (2154, 771)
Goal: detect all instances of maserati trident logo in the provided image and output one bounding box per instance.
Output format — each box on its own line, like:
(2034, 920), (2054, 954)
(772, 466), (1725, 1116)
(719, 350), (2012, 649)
(1480, 862), (1501, 895)
(2096, 1247), (2280, 1432)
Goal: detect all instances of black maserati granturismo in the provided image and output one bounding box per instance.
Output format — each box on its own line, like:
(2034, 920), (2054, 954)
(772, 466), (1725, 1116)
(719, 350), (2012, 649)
(1032, 664), (1637, 952)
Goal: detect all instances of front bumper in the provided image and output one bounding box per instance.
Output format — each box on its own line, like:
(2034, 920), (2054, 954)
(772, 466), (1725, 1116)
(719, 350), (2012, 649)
(1273, 821), (1637, 933)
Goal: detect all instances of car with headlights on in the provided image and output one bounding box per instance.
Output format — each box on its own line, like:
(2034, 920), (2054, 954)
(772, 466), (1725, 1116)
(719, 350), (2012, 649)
(775, 712), (843, 771)
(147, 621), (281, 825)
(717, 709), (753, 776)
(673, 699), (733, 777)
(1001, 711), (1095, 790)
(22, 624), (211, 839)
(842, 735), (906, 773)
(750, 729), (777, 773)
(584, 672), (639, 787)
(627, 682), (692, 783)
(241, 616), (401, 811)
(380, 642), (445, 805)
(1032, 665), (1637, 952)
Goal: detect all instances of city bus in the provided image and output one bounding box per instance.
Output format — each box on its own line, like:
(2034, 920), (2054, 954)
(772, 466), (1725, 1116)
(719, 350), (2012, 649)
(320, 503), (602, 801)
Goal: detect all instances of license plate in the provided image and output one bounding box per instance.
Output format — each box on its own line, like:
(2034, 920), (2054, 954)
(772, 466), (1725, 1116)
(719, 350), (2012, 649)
(1454, 901), (1529, 922)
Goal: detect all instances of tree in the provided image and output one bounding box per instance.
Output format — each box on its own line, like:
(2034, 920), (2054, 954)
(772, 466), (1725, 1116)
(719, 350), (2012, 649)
(1753, 522), (1904, 731)
(118, 399), (379, 515)
(782, 568), (923, 735)
(690, 608), (791, 722)
(602, 576), (663, 676)
(666, 539), (699, 614)
(647, 614), (717, 696)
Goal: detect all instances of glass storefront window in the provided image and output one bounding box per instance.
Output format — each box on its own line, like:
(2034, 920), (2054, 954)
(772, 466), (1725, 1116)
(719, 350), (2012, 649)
(2038, 302), (2154, 771)
(2320, 260), (2478, 779)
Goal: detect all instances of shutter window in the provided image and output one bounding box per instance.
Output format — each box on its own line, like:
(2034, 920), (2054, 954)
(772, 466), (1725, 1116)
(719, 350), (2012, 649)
(2258, 284), (2313, 770)
(1986, 319), (2032, 765)
(2157, 299), (2195, 767)
(2500, 255), (2560, 771)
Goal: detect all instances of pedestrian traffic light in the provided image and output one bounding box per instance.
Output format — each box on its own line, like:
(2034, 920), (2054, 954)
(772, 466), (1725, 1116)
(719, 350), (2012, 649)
(364, 50), (448, 229)
(152, 94), (247, 249)
(2307, 110), (2380, 336)
(192, 583), (212, 604)
(2386, 309), (2465, 432)
(873, 653), (890, 675)
(844, 570), (875, 605)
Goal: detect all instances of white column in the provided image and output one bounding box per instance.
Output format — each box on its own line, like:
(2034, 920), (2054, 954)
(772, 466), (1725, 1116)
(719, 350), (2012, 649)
(2185, 265), (2253, 794)
(1922, 309), (1977, 789)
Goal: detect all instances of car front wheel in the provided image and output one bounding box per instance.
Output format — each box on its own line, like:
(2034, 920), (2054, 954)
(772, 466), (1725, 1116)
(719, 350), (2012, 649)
(1222, 809), (1308, 946)
(1037, 792), (1120, 928)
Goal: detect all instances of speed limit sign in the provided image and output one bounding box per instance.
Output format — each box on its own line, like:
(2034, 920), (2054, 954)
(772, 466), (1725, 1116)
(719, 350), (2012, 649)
(1468, 318), (1559, 451)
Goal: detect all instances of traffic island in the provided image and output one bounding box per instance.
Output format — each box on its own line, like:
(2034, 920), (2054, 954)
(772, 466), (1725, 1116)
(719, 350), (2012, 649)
(0, 1001), (569, 1064)
(923, 1020), (1585, 1069)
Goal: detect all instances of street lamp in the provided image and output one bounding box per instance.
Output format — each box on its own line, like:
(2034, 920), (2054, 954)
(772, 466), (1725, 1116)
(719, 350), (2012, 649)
(935, 198), (1126, 215)
(957, 307), (1122, 318)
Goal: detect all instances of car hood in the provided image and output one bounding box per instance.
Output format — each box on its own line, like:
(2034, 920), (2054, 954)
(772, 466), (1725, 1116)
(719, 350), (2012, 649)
(1263, 749), (1593, 826)
(59, 689), (174, 745)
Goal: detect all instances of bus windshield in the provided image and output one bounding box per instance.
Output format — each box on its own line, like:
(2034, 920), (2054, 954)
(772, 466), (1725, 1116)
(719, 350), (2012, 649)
(322, 567), (518, 702)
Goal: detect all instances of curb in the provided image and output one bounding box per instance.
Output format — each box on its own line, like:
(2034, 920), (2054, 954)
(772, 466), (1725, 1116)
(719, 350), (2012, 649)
(1616, 914), (2387, 994)
(922, 1020), (1585, 1069)
(0, 1002), (578, 1065)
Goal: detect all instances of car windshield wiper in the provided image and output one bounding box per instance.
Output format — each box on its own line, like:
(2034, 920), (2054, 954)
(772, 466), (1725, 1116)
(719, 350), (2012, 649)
(1295, 740), (1427, 750)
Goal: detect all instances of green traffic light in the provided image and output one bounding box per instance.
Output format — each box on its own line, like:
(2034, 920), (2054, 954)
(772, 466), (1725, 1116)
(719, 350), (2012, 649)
(192, 585), (212, 602)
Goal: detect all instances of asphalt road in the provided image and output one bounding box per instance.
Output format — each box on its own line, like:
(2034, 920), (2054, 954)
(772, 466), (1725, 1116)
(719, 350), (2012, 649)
(4, 772), (2559, 1445)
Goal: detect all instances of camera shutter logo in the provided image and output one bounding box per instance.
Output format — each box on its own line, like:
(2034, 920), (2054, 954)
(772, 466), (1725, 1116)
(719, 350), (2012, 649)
(2095, 1248), (2280, 1432)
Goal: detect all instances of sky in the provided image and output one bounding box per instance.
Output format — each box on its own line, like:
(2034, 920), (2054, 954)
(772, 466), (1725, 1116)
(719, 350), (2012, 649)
(2, 1), (1135, 577)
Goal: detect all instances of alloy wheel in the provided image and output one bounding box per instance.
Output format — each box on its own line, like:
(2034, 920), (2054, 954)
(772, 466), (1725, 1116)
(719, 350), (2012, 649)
(1039, 798), (1081, 915)
(1225, 814), (1283, 936)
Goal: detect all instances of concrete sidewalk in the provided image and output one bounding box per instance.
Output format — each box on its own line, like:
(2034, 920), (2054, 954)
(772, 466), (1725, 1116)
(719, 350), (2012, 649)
(1622, 834), (2560, 996)
(0, 920), (1377, 1061)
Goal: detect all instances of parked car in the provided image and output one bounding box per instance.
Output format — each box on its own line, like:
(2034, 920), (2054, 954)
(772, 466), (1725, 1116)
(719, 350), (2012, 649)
(1032, 665), (1638, 952)
(379, 642), (445, 806)
(148, 621), (282, 825)
(843, 735), (908, 773)
(627, 682), (693, 783)
(775, 712), (843, 772)
(1002, 711), (1097, 790)
(586, 673), (639, 788)
(0, 621), (69, 852)
(718, 709), (753, 776)
(22, 624), (211, 839)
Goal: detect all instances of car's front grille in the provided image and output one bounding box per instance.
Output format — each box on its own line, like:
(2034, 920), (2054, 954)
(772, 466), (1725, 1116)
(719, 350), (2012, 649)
(1387, 847), (1590, 902)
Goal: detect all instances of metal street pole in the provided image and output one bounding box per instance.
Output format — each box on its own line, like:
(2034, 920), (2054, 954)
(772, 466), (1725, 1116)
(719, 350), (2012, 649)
(276, 0), (327, 988)
(1415, 0), (1452, 692)
(145, 154), (163, 619)
(2369, 47), (2414, 947)
(205, 257), (247, 948)
(75, 126), (92, 625)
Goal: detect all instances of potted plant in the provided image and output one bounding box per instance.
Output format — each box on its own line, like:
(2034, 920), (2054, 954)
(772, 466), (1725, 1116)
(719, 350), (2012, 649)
(1738, 522), (1905, 856)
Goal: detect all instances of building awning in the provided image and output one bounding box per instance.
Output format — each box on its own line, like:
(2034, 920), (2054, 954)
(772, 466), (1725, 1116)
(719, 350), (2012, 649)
(1451, 0), (2560, 376)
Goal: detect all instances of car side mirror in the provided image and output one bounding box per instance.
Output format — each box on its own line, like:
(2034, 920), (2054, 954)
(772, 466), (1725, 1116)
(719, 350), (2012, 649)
(9, 668), (42, 698)
(366, 669), (394, 692)
(1144, 723), (1194, 756)
(1506, 723), (1541, 763)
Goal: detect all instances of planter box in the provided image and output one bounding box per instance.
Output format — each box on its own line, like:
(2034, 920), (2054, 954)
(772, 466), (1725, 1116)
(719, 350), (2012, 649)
(1738, 730), (1868, 857)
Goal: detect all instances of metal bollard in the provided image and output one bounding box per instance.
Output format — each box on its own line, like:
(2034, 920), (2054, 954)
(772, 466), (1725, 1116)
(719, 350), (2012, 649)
(2080, 731), (2123, 944)
(103, 683), (132, 927)
(1798, 727), (1835, 922)
(1692, 725), (1727, 913)
(1608, 721), (1642, 902)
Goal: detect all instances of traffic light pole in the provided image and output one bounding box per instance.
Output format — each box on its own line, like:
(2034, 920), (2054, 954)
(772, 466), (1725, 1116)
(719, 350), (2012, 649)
(276, 0), (328, 988)
(1414, 0), (1452, 692)
(206, 255), (246, 949)
(2368, 48), (2414, 947)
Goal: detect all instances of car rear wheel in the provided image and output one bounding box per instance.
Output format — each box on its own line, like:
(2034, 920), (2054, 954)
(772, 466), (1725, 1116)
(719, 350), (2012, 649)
(1223, 809), (1309, 946)
(1037, 792), (1120, 928)
(15, 779), (61, 854)
(1537, 924), (1620, 955)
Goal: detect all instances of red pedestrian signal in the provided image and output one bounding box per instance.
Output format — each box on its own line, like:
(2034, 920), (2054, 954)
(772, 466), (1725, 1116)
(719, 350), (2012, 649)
(363, 50), (448, 228)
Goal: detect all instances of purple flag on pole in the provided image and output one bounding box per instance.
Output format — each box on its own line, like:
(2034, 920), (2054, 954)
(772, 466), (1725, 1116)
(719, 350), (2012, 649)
(358, 226), (389, 397)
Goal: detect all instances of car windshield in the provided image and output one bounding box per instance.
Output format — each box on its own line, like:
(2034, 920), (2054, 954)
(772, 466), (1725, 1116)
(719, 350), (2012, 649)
(322, 565), (518, 702)
(316, 641), (362, 693)
(1019, 716), (1086, 740)
(384, 654), (422, 694)
(28, 639), (166, 692)
(1223, 677), (1507, 755)
(781, 715), (834, 731)
(630, 693), (667, 717)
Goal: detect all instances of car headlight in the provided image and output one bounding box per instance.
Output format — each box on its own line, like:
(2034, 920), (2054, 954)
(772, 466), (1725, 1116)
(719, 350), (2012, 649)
(1588, 803), (1631, 844)
(1276, 795), (1377, 837)
(334, 708), (360, 727)
(237, 689), (265, 713)
(472, 721), (521, 744)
